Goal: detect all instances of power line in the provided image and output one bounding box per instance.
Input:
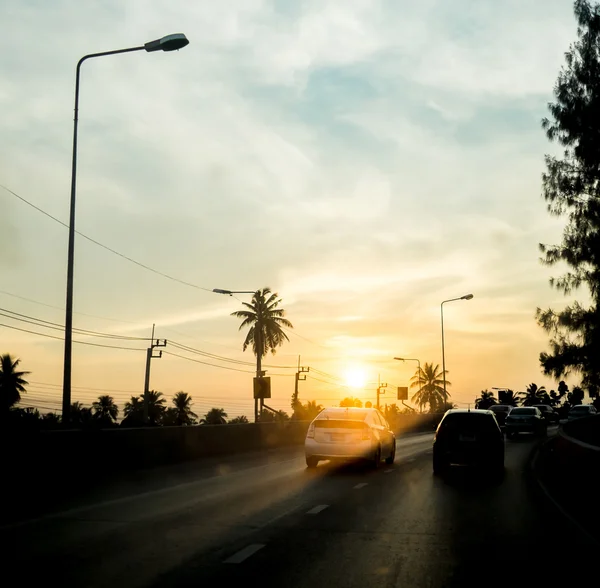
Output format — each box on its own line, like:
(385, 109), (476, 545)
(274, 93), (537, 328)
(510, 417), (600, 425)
(168, 339), (297, 369)
(0, 288), (139, 324)
(0, 307), (150, 340)
(1, 183), (214, 293)
(0, 322), (145, 350)
(164, 350), (294, 376)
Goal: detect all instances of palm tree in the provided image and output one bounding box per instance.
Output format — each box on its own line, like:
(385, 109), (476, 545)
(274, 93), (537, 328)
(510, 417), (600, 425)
(475, 390), (496, 409)
(410, 362), (449, 413)
(201, 407), (228, 425)
(124, 395), (143, 417)
(520, 383), (547, 406)
(231, 288), (293, 378)
(293, 400), (323, 421)
(0, 353), (30, 413)
(229, 415), (249, 424)
(92, 395), (119, 423)
(172, 391), (198, 425)
(145, 390), (166, 425)
(70, 402), (93, 427)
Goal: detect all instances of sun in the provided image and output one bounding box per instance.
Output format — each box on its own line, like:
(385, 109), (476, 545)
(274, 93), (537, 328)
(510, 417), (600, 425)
(344, 366), (368, 389)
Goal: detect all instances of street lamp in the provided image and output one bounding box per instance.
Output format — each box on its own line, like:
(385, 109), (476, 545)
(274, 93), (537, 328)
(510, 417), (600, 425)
(440, 293), (473, 405)
(62, 34), (189, 423)
(213, 289), (257, 296)
(394, 357), (421, 411)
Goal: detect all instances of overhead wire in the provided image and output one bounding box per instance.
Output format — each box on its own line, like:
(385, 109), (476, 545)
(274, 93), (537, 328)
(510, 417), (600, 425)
(1, 183), (214, 293)
(0, 323), (145, 350)
(0, 307), (150, 340)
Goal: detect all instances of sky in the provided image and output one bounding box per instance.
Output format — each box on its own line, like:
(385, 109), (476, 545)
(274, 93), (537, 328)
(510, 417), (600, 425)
(0, 0), (589, 419)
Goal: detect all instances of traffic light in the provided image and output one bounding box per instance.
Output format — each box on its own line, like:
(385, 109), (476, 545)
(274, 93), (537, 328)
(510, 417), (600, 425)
(253, 377), (271, 399)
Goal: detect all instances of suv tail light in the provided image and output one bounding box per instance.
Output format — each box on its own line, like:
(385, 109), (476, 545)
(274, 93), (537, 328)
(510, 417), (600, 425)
(307, 423), (315, 438)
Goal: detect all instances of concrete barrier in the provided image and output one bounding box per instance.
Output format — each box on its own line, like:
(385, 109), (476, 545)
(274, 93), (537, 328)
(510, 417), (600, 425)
(1, 413), (441, 523)
(534, 415), (600, 539)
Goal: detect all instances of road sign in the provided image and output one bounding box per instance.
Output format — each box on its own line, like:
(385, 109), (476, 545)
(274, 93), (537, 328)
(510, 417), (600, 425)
(253, 377), (271, 399)
(397, 386), (408, 400)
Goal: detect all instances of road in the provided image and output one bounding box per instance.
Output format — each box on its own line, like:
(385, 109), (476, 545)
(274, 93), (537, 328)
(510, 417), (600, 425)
(4, 428), (595, 587)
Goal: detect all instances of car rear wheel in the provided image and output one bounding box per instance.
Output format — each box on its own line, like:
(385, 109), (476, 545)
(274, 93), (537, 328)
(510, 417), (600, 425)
(433, 454), (446, 476)
(385, 443), (396, 465)
(371, 446), (381, 469)
(306, 456), (319, 469)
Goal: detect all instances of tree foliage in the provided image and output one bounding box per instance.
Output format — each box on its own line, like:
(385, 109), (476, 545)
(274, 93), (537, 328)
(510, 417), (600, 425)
(0, 353), (30, 413)
(537, 0), (600, 397)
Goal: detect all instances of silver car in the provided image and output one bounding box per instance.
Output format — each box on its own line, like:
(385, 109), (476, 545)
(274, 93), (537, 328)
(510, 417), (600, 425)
(305, 407), (396, 468)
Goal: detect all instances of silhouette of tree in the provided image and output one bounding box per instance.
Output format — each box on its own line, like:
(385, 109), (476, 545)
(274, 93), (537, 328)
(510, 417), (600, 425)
(537, 0), (600, 397)
(124, 396), (143, 417)
(259, 408), (290, 422)
(340, 397), (363, 408)
(145, 390), (166, 425)
(171, 391), (198, 425)
(161, 407), (179, 426)
(569, 386), (585, 406)
(475, 390), (497, 409)
(231, 288), (293, 379)
(229, 415), (249, 424)
(69, 402), (93, 427)
(201, 407), (228, 425)
(293, 400), (324, 421)
(92, 395), (119, 424)
(498, 389), (520, 406)
(520, 383), (547, 406)
(409, 363), (449, 412)
(0, 353), (30, 414)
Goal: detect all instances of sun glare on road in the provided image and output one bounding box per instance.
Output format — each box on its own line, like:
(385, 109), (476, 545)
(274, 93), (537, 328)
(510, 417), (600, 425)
(344, 366), (367, 389)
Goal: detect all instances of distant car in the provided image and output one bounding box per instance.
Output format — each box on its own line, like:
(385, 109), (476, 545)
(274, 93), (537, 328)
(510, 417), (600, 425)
(488, 404), (513, 428)
(432, 409), (504, 476)
(505, 407), (547, 438)
(567, 405), (598, 421)
(533, 404), (559, 425)
(305, 407), (396, 468)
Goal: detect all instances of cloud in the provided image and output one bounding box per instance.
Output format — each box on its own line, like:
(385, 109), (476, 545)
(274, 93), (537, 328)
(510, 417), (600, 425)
(0, 0), (582, 411)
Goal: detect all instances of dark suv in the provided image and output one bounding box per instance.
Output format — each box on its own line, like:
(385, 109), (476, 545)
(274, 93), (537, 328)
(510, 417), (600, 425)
(488, 404), (513, 428)
(533, 404), (559, 425)
(433, 409), (504, 476)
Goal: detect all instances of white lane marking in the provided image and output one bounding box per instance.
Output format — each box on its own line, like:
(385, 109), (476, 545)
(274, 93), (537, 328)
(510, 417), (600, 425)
(405, 458), (416, 463)
(384, 469), (394, 473)
(354, 483), (368, 489)
(224, 543), (266, 564)
(306, 504), (329, 515)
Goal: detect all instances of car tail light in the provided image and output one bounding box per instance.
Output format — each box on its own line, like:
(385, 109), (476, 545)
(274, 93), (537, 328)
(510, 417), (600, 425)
(362, 426), (371, 441)
(307, 423), (315, 438)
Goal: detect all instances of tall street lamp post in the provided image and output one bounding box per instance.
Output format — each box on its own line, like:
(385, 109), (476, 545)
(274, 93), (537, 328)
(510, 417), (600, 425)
(62, 34), (189, 422)
(394, 357), (421, 411)
(440, 294), (473, 405)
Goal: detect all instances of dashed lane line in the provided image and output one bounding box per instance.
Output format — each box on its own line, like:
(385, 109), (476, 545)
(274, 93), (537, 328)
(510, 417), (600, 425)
(223, 544), (265, 564)
(306, 504), (329, 515)
(353, 483), (368, 489)
(384, 469), (394, 473)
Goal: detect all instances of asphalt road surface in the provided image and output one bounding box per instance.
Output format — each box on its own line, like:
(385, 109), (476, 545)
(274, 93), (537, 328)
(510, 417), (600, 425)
(5, 427), (596, 587)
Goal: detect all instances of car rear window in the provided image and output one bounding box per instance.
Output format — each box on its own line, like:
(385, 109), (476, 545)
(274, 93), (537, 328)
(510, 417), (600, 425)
(314, 420), (366, 429)
(511, 408), (535, 415)
(534, 406), (550, 412)
(317, 410), (368, 421)
(570, 407), (588, 412)
(439, 413), (498, 433)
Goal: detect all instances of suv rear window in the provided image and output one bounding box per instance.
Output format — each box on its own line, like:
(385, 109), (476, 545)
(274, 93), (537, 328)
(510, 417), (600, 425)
(316, 410), (368, 421)
(511, 408), (535, 415)
(439, 413), (498, 434)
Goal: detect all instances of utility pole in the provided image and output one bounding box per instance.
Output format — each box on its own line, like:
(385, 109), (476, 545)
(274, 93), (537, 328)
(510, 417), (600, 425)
(292, 355), (309, 412)
(376, 374), (388, 410)
(143, 324), (166, 424)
